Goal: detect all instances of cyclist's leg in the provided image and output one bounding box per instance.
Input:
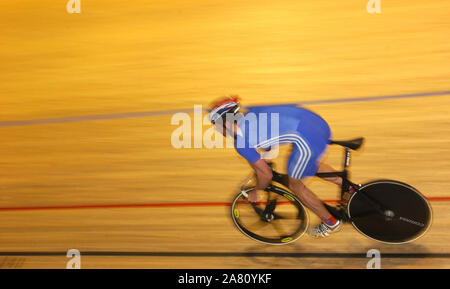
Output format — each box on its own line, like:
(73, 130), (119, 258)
(287, 144), (342, 237)
(289, 116), (342, 236)
(286, 136), (333, 221)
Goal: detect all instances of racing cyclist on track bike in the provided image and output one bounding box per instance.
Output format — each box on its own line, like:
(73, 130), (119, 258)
(209, 96), (346, 238)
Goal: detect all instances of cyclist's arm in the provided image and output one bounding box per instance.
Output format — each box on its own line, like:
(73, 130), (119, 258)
(234, 140), (272, 190)
(251, 159), (273, 190)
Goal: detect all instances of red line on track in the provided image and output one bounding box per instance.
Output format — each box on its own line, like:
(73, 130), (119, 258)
(0, 197), (448, 212)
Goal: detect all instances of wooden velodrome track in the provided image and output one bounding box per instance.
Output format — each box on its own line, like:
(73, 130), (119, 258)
(0, 0), (449, 269)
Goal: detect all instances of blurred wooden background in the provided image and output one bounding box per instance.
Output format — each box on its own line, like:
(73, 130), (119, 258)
(0, 0), (449, 268)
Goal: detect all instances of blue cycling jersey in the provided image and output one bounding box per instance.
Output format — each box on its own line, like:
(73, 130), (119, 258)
(234, 105), (331, 179)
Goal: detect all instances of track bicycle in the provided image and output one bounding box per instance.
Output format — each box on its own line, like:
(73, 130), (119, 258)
(231, 137), (432, 245)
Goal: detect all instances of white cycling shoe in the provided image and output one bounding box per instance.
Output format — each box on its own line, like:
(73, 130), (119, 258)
(308, 220), (342, 238)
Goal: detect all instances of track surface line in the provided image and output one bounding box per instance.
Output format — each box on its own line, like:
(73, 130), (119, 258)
(0, 197), (448, 212)
(1, 91), (449, 127)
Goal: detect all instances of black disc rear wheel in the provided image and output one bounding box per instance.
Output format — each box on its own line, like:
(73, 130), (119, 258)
(347, 180), (432, 244)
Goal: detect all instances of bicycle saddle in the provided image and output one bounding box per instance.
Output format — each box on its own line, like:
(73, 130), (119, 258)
(330, 137), (364, 150)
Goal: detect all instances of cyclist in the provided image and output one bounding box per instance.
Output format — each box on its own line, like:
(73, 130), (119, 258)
(209, 96), (344, 238)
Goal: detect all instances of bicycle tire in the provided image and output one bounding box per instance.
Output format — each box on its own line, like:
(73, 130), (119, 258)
(347, 180), (432, 244)
(231, 185), (309, 245)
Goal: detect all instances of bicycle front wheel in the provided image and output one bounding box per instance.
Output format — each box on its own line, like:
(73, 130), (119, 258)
(347, 180), (432, 244)
(231, 185), (309, 245)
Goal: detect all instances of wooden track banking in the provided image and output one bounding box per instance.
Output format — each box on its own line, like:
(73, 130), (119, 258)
(0, 0), (449, 268)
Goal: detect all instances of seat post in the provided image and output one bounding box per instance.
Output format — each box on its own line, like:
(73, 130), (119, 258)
(340, 148), (351, 201)
(344, 148), (351, 169)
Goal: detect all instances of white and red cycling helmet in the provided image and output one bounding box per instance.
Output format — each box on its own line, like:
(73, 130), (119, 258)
(209, 96), (240, 124)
